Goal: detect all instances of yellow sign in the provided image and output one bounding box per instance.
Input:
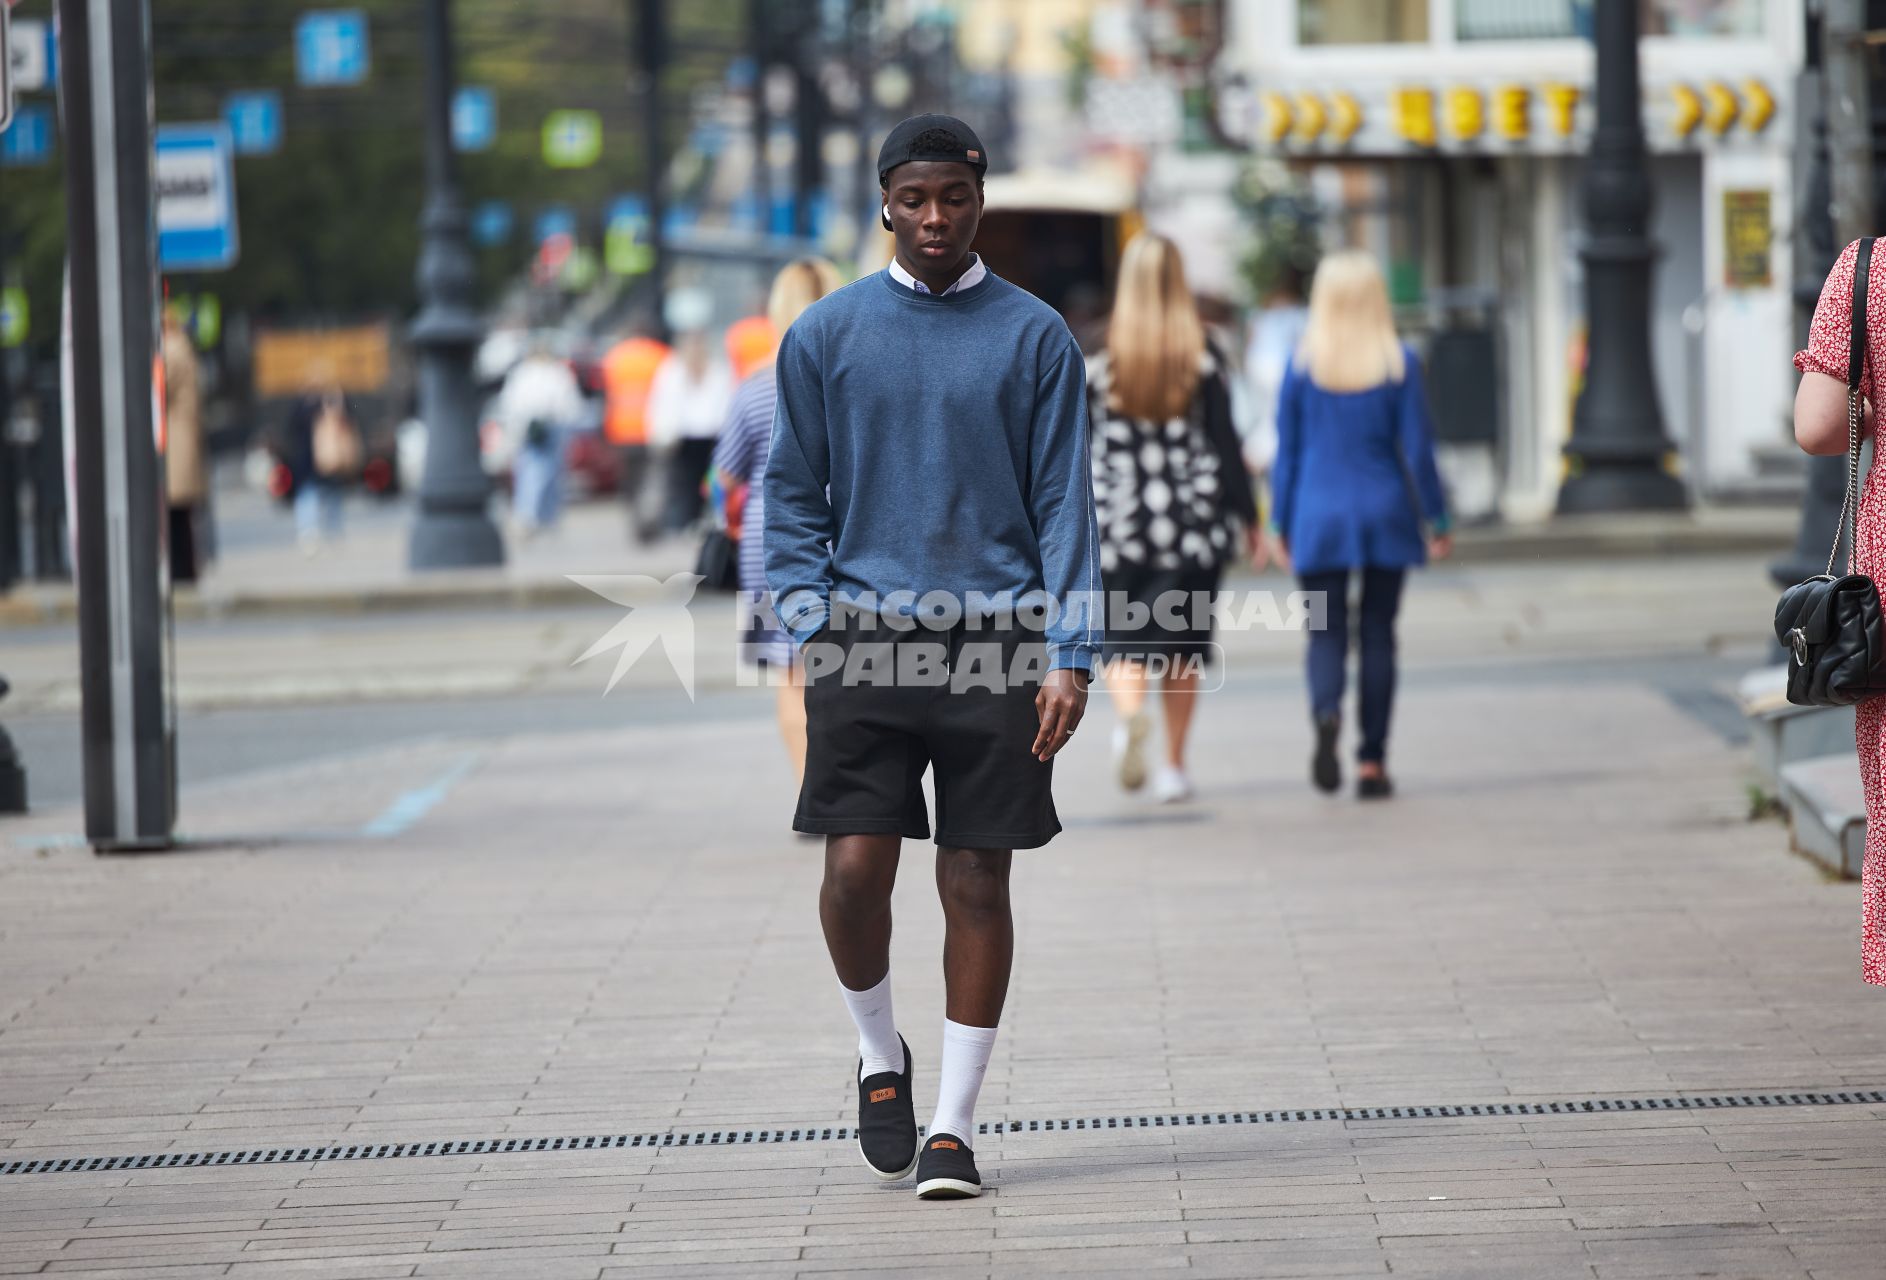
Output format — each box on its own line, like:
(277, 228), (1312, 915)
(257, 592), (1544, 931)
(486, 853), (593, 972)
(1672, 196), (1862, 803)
(1670, 84), (1702, 138)
(1393, 87), (1436, 147)
(1724, 189), (1772, 288)
(1543, 83), (1579, 137)
(253, 324), (392, 397)
(1742, 79), (1775, 132)
(1293, 92), (1327, 143)
(1261, 92), (1292, 144)
(1702, 81), (1739, 134)
(1329, 91), (1363, 144)
(1445, 87), (1484, 141)
(1492, 86), (1529, 140)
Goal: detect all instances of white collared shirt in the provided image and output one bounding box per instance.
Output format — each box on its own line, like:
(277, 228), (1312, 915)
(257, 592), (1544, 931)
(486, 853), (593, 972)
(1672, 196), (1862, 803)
(888, 252), (986, 296)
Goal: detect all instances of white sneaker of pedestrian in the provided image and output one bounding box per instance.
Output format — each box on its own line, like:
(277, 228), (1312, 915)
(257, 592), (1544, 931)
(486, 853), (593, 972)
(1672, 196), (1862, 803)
(1112, 711), (1151, 792)
(1151, 765), (1193, 804)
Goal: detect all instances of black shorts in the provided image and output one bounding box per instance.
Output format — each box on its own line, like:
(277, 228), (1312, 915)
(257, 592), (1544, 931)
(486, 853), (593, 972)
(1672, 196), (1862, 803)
(794, 614), (1062, 850)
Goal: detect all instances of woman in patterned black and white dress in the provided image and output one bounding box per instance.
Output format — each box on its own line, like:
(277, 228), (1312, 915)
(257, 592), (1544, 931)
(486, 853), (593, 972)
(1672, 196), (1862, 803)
(1088, 233), (1260, 803)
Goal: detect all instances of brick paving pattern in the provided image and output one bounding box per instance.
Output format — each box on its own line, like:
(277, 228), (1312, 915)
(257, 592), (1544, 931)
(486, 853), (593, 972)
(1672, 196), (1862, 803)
(3, 594), (1885, 1276)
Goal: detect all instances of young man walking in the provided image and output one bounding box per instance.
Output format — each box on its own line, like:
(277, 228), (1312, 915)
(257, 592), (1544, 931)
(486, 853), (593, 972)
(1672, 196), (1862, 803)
(765, 114), (1101, 1200)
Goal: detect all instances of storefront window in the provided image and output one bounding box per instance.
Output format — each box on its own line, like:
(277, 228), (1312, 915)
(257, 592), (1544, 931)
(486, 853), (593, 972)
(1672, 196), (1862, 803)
(1456, 0), (1762, 39)
(1457, 0), (1582, 40)
(1300, 0), (1428, 45)
(1643, 0), (1762, 37)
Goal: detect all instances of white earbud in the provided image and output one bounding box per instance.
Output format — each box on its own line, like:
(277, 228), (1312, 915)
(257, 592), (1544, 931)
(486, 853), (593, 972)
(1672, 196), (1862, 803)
(882, 204), (891, 221)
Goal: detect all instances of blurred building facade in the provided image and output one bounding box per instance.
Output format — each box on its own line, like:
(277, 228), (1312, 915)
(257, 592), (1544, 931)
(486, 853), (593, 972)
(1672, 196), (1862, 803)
(1216, 0), (1802, 520)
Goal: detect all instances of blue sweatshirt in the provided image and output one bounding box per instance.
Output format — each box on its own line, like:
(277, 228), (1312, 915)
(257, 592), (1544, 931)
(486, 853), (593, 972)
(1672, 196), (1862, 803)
(764, 268), (1103, 672)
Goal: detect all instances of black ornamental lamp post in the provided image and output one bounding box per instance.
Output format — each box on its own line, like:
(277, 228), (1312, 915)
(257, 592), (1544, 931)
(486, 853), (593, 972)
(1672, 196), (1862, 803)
(408, 0), (504, 569)
(1557, 0), (1689, 513)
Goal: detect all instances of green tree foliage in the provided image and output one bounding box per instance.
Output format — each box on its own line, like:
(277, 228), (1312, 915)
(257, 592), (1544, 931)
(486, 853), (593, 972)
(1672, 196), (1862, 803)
(0, 0), (740, 343)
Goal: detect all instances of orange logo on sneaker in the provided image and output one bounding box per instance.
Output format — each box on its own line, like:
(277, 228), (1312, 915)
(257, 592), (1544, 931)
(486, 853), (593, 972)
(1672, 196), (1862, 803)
(869, 1087), (897, 1103)
(931, 1139), (959, 1150)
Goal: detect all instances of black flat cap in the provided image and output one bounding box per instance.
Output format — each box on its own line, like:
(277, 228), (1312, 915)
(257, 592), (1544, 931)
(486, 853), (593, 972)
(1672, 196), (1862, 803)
(876, 114), (988, 187)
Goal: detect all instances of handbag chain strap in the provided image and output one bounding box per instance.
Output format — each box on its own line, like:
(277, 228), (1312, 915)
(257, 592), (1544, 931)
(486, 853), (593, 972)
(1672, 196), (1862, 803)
(1831, 236), (1876, 578)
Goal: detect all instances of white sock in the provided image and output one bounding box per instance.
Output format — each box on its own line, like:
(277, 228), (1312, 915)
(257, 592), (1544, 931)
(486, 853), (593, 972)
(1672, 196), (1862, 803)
(927, 1019), (998, 1143)
(840, 972), (903, 1082)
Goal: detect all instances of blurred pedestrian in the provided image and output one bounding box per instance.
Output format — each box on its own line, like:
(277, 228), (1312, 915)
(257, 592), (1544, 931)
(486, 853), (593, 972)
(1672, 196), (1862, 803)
(1792, 235), (1886, 986)
(1089, 233), (1259, 803)
(725, 312), (778, 382)
(496, 339), (585, 539)
(284, 381), (357, 552)
(710, 258), (842, 782)
(648, 329), (733, 533)
(161, 308), (208, 583)
(601, 321), (670, 543)
(1271, 251), (1451, 799)
(1242, 263), (1310, 569)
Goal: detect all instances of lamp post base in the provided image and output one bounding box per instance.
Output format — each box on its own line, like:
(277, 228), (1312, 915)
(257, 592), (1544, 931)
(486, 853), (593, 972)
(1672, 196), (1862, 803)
(409, 507), (505, 570)
(1556, 462), (1689, 514)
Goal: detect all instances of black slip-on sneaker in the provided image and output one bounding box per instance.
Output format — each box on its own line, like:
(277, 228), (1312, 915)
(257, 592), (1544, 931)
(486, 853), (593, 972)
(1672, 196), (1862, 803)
(1357, 772), (1394, 800)
(914, 1132), (981, 1199)
(857, 1035), (918, 1181)
(1312, 716), (1341, 794)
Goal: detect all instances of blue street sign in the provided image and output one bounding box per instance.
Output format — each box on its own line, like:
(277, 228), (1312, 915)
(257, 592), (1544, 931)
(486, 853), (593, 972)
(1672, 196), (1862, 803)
(155, 124), (240, 272)
(295, 11), (370, 87)
(768, 193), (795, 236)
(223, 91), (283, 156)
(0, 103), (52, 166)
(534, 206), (577, 245)
(471, 200), (513, 247)
(662, 203), (698, 236)
(453, 86), (496, 153)
(9, 16), (57, 92)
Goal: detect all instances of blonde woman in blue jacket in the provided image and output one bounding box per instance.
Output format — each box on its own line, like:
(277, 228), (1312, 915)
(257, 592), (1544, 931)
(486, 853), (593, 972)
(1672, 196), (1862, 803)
(1271, 251), (1451, 799)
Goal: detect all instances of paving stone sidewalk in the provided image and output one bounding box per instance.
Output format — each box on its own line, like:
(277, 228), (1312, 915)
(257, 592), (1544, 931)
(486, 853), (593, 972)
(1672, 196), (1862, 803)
(2, 652), (1884, 1277)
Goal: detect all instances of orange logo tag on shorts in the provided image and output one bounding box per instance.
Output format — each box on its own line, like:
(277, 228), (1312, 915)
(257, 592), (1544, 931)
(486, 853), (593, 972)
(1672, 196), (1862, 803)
(932, 1139), (959, 1150)
(869, 1087), (896, 1103)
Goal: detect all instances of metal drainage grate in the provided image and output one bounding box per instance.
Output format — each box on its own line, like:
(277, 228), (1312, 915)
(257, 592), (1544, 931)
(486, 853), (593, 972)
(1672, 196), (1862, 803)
(5, 1089), (1883, 1178)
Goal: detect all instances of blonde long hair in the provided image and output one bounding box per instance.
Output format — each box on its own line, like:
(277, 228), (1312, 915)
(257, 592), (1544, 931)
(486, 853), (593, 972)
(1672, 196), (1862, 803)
(1298, 250), (1405, 391)
(768, 256), (844, 336)
(1106, 232), (1206, 422)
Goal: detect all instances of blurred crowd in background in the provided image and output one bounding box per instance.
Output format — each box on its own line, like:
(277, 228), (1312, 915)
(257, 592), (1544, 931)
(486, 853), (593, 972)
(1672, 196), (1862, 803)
(0, 0), (1829, 593)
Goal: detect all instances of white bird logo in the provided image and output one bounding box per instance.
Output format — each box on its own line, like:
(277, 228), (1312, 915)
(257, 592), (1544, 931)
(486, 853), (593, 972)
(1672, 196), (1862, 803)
(568, 572), (703, 698)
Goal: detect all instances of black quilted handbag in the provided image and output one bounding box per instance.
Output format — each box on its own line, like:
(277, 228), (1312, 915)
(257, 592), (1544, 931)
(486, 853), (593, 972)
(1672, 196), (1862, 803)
(1775, 236), (1886, 706)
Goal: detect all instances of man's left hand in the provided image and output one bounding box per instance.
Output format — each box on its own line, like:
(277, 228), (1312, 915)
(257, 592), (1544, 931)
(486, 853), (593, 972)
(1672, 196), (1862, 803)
(1033, 668), (1089, 761)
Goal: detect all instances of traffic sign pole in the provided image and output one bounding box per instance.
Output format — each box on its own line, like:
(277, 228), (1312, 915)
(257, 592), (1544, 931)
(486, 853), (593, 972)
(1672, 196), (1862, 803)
(57, 0), (177, 851)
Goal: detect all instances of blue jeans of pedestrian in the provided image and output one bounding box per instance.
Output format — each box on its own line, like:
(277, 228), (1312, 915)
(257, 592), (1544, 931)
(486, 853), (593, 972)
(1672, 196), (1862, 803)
(512, 432), (565, 530)
(1298, 566), (1406, 764)
(293, 481), (343, 541)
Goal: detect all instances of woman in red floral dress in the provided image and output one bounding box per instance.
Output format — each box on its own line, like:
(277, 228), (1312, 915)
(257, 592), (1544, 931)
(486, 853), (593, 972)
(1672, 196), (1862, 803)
(1796, 236), (1886, 986)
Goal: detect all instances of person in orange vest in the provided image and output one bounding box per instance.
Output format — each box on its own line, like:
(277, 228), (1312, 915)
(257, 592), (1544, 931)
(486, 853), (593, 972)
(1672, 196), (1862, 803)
(724, 312), (778, 383)
(600, 321), (671, 543)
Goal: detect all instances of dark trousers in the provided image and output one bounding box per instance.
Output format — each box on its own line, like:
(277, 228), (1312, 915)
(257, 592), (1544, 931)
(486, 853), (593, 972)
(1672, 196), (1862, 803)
(663, 438), (717, 532)
(616, 444), (654, 542)
(1298, 566), (1406, 764)
(168, 505), (199, 585)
